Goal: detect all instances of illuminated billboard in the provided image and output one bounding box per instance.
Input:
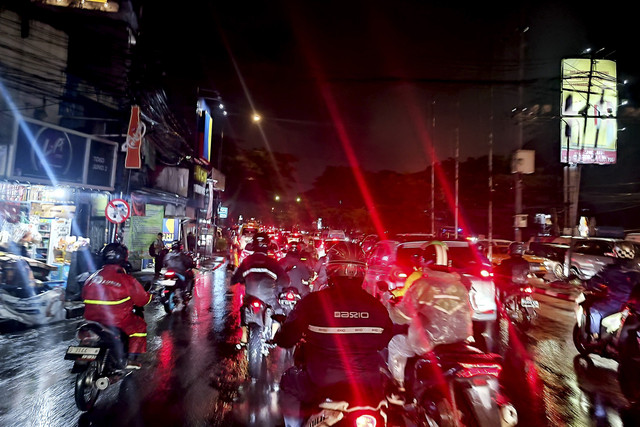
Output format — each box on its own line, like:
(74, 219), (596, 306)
(560, 58), (617, 164)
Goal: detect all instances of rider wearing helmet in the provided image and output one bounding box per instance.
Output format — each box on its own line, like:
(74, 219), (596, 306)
(275, 242), (393, 427)
(163, 240), (196, 295)
(585, 241), (640, 336)
(279, 242), (313, 296)
(494, 241), (531, 303)
(385, 241), (473, 396)
(82, 243), (152, 364)
(231, 232), (290, 311)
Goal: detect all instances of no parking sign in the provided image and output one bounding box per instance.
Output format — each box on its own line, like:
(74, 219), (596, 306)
(105, 199), (131, 224)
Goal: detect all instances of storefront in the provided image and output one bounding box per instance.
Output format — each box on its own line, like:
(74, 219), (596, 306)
(0, 118), (118, 284)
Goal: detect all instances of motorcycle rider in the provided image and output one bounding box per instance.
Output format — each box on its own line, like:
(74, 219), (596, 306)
(82, 243), (152, 368)
(385, 241), (473, 395)
(494, 241), (531, 303)
(163, 240), (196, 296)
(231, 232), (290, 312)
(275, 242), (394, 427)
(279, 241), (313, 297)
(584, 241), (640, 336)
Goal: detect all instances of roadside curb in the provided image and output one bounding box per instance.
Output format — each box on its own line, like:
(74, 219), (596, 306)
(533, 287), (578, 302)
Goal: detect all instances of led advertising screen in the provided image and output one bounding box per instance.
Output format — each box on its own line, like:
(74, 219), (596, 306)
(560, 58), (617, 164)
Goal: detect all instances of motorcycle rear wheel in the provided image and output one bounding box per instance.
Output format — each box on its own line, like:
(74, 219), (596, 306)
(74, 361), (100, 411)
(247, 323), (263, 379)
(572, 323), (592, 356)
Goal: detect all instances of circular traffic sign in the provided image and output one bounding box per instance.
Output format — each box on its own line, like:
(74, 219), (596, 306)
(105, 199), (131, 224)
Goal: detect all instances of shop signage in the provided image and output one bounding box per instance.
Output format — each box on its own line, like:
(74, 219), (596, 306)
(218, 206), (228, 219)
(9, 118), (117, 190)
(124, 105), (146, 169)
(105, 199), (130, 224)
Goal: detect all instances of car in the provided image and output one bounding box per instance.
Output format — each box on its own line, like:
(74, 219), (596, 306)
(528, 241), (569, 279)
(363, 238), (498, 350)
(478, 239), (550, 279)
(566, 237), (623, 280)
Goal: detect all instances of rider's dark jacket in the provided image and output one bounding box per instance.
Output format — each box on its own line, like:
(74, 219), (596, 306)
(494, 255), (530, 290)
(279, 253), (312, 296)
(231, 251), (290, 308)
(275, 281), (394, 387)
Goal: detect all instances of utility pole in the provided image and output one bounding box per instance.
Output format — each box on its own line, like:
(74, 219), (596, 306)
(514, 25), (527, 242)
(488, 88), (494, 260)
(431, 100), (436, 236)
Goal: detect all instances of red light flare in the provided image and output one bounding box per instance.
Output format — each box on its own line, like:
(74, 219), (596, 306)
(291, 32), (386, 239)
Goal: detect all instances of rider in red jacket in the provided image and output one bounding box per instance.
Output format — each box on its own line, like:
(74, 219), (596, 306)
(82, 243), (152, 355)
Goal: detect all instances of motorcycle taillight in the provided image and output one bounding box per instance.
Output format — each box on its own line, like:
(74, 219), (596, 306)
(252, 300), (263, 312)
(354, 414), (377, 427)
(523, 286), (533, 294)
(456, 362), (502, 379)
(286, 292), (296, 301)
(165, 270), (176, 278)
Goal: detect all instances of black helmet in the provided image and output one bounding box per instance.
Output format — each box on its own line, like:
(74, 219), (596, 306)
(171, 240), (182, 252)
(326, 242), (367, 286)
(102, 243), (128, 266)
(252, 232), (270, 253)
(509, 241), (525, 257)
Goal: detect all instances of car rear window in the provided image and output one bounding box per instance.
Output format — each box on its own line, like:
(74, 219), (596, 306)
(397, 247), (425, 268)
(447, 246), (490, 269)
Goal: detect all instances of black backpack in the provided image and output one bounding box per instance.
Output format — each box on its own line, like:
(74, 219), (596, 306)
(149, 242), (157, 257)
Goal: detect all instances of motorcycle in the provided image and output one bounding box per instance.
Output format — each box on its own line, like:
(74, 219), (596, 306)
(64, 319), (138, 411)
(239, 293), (282, 379)
(397, 342), (518, 427)
(157, 268), (192, 314)
(573, 288), (640, 403)
(278, 286), (302, 315)
(503, 285), (539, 330)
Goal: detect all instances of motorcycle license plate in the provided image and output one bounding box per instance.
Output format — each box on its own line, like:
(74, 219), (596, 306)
(521, 298), (539, 308)
(65, 346), (100, 360)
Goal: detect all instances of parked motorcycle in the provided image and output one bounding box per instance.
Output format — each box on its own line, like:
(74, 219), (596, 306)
(386, 342), (517, 427)
(157, 268), (192, 314)
(573, 289), (640, 403)
(503, 285), (539, 330)
(64, 320), (138, 411)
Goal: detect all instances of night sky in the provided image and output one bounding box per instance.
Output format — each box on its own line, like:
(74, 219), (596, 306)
(140, 1), (640, 194)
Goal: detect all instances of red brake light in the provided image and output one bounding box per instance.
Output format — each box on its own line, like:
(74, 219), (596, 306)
(523, 287), (533, 294)
(480, 269), (491, 278)
(456, 363), (502, 378)
(165, 270), (176, 278)
(354, 414), (377, 427)
(286, 292), (295, 301)
(252, 301), (262, 309)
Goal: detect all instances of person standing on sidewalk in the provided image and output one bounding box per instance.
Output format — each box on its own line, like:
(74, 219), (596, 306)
(151, 232), (166, 278)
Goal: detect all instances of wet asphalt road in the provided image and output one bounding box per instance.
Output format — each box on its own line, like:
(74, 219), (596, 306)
(1, 261), (639, 427)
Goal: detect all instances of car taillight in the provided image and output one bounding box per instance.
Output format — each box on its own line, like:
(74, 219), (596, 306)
(456, 363), (502, 379)
(354, 414), (377, 427)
